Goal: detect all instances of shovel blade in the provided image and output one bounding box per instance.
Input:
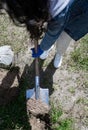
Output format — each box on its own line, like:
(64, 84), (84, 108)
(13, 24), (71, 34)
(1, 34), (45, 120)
(26, 88), (49, 105)
(26, 88), (35, 99)
(40, 88), (49, 105)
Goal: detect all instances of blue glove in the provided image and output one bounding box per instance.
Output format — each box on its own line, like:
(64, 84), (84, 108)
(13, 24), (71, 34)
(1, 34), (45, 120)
(31, 45), (43, 58)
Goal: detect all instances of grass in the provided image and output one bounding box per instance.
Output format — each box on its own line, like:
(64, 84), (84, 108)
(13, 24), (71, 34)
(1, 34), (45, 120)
(50, 105), (63, 124)
(69, 34), (88, 71)
(50, 35), (88, 129)
(50, 105), (73, 130)
(55, 119), (73, 130)
(68, 86), (75, 94)
(0, 13), (29, 53)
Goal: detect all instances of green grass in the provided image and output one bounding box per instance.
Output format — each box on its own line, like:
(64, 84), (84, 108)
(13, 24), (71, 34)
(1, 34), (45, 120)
(68, 87), (75, 94)
(69, 35), (88, 71)
(50, 105), (63, 124)
(50, 105), (73, 130)
(0, 13), (29, 53)
(55, 119), (73, 130)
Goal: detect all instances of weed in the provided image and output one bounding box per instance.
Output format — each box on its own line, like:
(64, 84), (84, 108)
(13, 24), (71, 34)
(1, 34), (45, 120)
(50, 105), (73, 130)
(51, 106), (63, 123)
(68, 87), (75, 94)
(55, 118), (73, 130)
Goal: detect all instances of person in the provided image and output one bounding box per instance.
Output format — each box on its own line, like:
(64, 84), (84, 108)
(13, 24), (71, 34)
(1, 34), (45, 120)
(0, 0), (88, 68)
(32, 0), (88, 68)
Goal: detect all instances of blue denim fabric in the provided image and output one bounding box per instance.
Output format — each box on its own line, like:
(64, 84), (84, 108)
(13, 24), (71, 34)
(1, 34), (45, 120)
(40, 6), (69, 50)
(40, 0), (74, 50)
(40, 0), (88, 50)
(65, 0), (88, 41)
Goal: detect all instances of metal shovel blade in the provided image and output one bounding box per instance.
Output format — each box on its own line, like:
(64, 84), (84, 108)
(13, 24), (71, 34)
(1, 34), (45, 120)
(26, 88), (49, 105)
(26, 39), (49, 106)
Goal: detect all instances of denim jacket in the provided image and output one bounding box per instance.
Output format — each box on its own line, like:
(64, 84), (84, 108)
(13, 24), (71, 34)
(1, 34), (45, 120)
(65, 0), (88, 41)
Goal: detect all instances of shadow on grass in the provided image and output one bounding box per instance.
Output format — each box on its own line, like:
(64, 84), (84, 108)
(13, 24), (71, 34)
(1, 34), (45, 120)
(0, 67), (20, 106)
(0, 66), (31, 130)
(0, 58), (56, 129)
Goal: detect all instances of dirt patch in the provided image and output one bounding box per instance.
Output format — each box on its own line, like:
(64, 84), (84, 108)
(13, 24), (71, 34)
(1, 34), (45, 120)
(27, 99), (50, 116)
(29, 114), (51, 130)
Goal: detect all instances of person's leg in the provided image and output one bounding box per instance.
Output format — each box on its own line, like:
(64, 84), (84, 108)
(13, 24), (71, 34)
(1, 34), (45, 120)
(54, 31), (75, 68)
(39, 5), (70, 60)
(56, 31), (74, 55)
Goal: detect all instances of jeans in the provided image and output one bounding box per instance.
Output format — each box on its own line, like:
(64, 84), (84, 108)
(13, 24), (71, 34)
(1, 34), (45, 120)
(40, 0), (88, 51)
(40, 6), (70, 50)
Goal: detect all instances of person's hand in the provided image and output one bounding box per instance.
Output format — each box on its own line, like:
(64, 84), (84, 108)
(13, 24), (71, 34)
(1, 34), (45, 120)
(31, 45), (43, 58)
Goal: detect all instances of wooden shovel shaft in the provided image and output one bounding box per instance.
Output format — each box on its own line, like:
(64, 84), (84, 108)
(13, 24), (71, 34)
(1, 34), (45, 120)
(34, 39), (39, 77)
(34, 39), (40, 99)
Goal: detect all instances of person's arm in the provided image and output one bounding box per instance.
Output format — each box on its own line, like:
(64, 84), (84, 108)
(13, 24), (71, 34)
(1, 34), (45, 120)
(31, 7), (68, 57)
(40, 8), (68, 51)
(31, 18), (64, 58)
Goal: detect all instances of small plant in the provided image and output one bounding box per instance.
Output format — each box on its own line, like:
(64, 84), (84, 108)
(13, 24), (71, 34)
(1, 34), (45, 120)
(55, 118), (73, 130)
(50, 105), (73, 130)
(68, 87), (75, 94)
(50, 105), (63, 123)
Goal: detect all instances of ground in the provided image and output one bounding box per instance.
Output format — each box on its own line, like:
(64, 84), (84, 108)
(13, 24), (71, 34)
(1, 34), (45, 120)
(0, 12), (88, 130)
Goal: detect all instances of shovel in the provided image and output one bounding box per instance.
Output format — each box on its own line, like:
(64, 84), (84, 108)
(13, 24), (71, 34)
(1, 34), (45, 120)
(26, 39), (49, 105)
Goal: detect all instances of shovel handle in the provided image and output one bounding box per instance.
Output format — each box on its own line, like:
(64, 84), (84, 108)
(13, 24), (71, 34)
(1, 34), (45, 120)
(34, 39), (39, 77)
(34, 39), (40, 99)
